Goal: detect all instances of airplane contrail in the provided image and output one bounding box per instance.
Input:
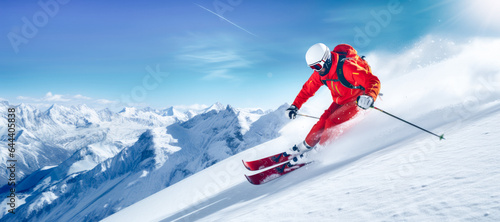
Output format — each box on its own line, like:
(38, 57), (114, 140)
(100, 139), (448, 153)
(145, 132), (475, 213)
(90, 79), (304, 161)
(195, 3), (258, 37)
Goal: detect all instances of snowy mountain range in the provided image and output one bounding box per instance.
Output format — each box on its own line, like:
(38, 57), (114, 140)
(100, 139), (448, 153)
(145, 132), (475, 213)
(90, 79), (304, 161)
(0, 101), (289, 221)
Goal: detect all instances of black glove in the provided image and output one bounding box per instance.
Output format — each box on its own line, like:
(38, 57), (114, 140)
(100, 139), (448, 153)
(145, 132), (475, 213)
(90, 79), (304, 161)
(286, 105), (298, 119)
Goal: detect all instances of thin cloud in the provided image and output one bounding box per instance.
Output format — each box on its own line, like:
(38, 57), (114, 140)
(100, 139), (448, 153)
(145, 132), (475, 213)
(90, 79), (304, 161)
(184, 50), (238, 63)
(17, 96), (38, 101)
(74, 94), (92, 100)
(16, 93), (70, 102)
(414, 0), (454, 14)
(16, 92), (118, 107)
(44, 92), (70, 102)
(175, 33), (262, 81)
(182, 50), (251, 68)
(180, 48), (251, 80)
(202, 70), (236, 80)
(96, 99), (118, 105)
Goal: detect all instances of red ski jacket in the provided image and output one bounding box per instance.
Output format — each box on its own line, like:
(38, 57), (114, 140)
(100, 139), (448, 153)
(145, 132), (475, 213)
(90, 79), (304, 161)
(293, 52), (381, 109)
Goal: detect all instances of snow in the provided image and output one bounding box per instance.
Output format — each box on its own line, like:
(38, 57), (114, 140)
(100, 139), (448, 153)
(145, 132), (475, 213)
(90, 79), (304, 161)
(140, 170), (149, 178)
(234, 108), (266, 135)
(40, 166), (57, 171)
(27, 192), (58, 216)
(103, 36), (500, 222)
(67, 156), (99, 175)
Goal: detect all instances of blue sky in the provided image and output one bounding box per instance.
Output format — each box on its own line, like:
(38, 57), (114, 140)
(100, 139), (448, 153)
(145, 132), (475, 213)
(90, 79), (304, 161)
(1, 0), (499, 110)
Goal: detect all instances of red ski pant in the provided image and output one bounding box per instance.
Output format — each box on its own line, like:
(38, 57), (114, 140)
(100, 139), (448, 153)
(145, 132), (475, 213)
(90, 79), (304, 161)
(305, 101), (360, 147)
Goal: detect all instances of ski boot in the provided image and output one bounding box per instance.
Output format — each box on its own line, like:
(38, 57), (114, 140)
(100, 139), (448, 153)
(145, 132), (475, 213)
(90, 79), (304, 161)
(286, 141), (313, 166)
(289, 152), (309, 165)
(287, 141), (313, 155)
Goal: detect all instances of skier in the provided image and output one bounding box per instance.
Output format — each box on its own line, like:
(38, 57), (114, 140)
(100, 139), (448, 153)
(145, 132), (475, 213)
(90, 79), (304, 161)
(286, 43), (381, 164)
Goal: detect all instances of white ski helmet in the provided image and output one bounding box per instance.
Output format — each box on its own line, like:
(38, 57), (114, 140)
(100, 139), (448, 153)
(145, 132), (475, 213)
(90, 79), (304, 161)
(305, 43), (332, 74)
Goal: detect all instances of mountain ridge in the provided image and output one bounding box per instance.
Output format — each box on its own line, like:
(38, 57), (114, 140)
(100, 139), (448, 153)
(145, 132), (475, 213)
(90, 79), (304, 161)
(0, 101), (289, 221)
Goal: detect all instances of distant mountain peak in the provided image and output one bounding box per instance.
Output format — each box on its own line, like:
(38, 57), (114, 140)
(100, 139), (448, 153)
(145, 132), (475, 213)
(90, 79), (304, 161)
(205, 102), (225, 113)
(0, 100), (10, 106)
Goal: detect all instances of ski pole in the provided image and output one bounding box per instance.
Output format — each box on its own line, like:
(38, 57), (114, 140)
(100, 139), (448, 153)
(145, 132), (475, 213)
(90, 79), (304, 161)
(371, 106), (445, 140)
(297, 113), (320, 119)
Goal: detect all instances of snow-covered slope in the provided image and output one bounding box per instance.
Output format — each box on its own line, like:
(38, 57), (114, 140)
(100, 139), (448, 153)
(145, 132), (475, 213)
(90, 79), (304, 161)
(103, 36), (500, 221)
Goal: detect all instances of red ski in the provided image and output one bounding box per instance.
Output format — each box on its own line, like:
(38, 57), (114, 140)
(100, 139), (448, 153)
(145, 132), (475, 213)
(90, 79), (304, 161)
(245, 162), (308, 185)
(242, 152), (295, 171)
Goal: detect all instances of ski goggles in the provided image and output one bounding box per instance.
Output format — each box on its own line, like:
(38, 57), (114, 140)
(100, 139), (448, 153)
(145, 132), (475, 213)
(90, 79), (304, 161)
(309, 60), (326, 71)
(309, 52), (331, 71)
